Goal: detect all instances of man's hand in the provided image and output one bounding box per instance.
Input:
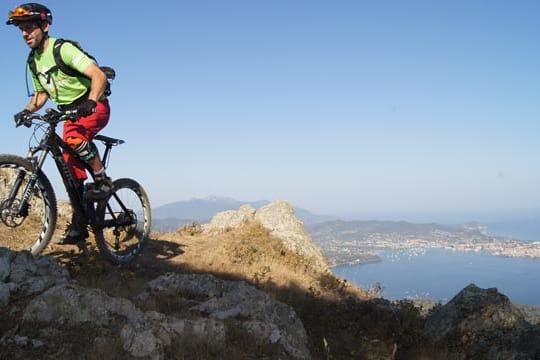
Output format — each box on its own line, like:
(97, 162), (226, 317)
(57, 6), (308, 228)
(76, 99), (97, 117)
(14, 109), (32, 128)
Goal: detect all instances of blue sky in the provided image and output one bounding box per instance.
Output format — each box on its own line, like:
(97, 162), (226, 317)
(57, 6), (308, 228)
(1, 1), (539, 219)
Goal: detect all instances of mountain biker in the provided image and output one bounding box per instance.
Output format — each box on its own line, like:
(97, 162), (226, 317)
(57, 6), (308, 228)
(7, 3), (113, 245)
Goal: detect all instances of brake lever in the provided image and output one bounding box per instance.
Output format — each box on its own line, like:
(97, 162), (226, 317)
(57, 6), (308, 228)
(15, 115), (33, 128)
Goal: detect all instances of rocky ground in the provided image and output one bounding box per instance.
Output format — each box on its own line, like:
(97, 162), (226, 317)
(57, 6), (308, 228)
(2, 201), (540, 359)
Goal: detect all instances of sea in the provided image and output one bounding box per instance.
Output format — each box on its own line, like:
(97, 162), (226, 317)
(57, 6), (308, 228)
(331, 218), (540, 307)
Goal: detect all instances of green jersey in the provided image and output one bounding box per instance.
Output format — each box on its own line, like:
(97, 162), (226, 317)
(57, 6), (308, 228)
(30, 37), (94, 105)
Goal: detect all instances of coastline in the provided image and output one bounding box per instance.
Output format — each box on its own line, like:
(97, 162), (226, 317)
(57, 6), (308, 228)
(332, 248), (540, 316)
(313, 225), (540, 267)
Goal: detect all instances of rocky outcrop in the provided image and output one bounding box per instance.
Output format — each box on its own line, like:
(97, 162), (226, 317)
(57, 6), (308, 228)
(204, 200), (330, 273)
(424, 283), (540, 359)
(137, 273), (310, 359)
(0, 247), (70, 306)
(0, 247), (311, 359)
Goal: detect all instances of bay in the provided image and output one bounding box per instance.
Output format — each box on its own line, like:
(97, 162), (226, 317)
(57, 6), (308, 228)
(332, 248), (540, 306)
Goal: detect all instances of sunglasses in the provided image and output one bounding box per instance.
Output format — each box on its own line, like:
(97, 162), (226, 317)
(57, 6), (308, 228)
(18, 22), (39, 32)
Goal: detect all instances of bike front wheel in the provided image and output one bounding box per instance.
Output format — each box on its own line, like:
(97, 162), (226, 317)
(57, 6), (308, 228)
(93, 178), (151, 264)
(0, 154), (57, 256)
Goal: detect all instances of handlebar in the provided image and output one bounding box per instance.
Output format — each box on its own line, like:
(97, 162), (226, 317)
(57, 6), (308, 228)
(21, 108), (81, 127)
(42, 108), (81, 123)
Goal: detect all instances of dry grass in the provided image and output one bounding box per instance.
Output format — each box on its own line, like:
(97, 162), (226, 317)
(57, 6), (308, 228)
(173, 221), (370, 302)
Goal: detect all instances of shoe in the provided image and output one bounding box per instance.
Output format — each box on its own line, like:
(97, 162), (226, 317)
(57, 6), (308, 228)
(84, 176), (114, 201)
(57, 223), (89, 245)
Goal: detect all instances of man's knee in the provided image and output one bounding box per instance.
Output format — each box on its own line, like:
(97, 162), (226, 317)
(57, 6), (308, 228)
(66, 137), (97, 162)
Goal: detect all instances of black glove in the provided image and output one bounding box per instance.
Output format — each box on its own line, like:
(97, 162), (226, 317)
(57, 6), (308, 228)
(14, 109), (32, 128)
(75, 99), (97, 117)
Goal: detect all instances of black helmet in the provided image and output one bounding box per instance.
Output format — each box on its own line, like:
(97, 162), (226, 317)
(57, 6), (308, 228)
(6, 3), (52, 26)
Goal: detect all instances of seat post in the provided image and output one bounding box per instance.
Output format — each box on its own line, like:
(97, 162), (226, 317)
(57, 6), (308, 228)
(101, 144), (112, 168)
(93, 135), (124, 169)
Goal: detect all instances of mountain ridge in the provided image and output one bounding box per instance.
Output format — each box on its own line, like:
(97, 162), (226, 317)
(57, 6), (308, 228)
(152, 196), (336, 232)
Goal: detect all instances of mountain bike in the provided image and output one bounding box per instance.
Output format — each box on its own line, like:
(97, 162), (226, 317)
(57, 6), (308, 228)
(0, 108), (151, 264)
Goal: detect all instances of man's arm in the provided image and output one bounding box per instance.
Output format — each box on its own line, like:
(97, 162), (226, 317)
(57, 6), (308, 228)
(25, 91), (49, 112)
(81, 63), (107, 102)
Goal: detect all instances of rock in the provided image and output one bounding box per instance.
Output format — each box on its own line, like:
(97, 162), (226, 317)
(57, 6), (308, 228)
(23, 283), (144, 325)
(0, 247), (14, 281)
(2, 247), (309, 359)
(23, 281), (227, 359)
(138, 272), (311, 359)
(9, 251), (37, 283)
(0, 248), (69, 307)
(119, 312), (226, 359)
(0, 282), (9, 306)
(205, 204), (256, 229)
(255, 201), (330, 273)
(424, 283), (540, 359)
(204, 200), (330, 273)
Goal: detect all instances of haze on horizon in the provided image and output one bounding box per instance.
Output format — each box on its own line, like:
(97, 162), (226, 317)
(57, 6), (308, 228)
(1, 1), (538, 219)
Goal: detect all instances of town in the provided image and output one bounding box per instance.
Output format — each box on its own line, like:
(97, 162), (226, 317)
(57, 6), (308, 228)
(309, 220), (540, 266)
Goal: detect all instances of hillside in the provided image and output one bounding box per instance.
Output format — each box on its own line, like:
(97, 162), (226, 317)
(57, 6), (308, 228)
(2, 201), (540, 359)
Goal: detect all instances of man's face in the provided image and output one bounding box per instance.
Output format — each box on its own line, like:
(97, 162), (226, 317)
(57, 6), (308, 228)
(17, 22), (47, 49)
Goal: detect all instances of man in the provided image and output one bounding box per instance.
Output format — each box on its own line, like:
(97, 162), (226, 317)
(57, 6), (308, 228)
(7, 3), (112, 244)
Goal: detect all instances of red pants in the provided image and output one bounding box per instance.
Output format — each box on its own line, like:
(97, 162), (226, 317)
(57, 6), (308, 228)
(62, 99), (110, 181)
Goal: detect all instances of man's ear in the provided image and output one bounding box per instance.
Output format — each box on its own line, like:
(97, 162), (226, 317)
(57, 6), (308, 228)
(41, 21), (50, 33)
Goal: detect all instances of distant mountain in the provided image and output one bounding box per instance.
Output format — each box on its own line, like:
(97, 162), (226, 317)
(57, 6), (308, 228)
(152, 196), (335, 232)
(308, 220), (460, 240)
(152, 196), (267, 222)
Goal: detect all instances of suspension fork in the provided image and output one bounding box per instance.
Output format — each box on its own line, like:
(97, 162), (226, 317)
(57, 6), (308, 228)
(6, 148), (49, 217)
(5, 169), (31, 216)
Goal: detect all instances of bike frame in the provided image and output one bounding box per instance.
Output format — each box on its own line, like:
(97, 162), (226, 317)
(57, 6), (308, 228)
(14, 119), (108, 225)
(2, 110), (151, 263)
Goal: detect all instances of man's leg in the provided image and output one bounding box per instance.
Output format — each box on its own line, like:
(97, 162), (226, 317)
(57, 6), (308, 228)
(65, 100), (112, 200)
(58, 100), (110, 244)
(57, 175), (89, 245)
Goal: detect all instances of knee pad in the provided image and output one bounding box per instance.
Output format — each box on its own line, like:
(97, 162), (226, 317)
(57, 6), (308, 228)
(66, 137), (97, 162)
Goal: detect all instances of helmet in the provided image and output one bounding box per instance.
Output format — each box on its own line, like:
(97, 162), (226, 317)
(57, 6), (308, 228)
(6, 3), (52, 26)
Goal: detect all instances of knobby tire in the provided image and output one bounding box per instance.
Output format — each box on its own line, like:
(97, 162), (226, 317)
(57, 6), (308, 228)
(0, 154), (57, 256)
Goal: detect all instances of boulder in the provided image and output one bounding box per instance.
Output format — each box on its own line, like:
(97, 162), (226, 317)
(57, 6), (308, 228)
(424, 283), (540, 359)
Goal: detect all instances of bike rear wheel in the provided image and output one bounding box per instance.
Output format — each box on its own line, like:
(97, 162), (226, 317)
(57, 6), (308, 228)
(0, 154), (57, 256)
(93, 178), (151, 264)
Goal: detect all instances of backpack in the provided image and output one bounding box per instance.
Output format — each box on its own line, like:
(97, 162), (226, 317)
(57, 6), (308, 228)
(27, 38), (115, 96)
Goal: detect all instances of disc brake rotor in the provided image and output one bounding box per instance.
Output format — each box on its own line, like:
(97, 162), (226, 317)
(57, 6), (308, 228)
(0, 199), (25, 227)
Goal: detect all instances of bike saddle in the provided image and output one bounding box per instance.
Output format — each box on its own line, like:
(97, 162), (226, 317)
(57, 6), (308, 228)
(94, 135), (125, 146)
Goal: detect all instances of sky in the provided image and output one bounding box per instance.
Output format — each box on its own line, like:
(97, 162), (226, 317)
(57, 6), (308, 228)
(1, 1), (539, 220)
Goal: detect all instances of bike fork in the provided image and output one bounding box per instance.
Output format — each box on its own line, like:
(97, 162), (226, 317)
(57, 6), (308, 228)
(8, 151), (49, 218)
(4, 169), (36, 217)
